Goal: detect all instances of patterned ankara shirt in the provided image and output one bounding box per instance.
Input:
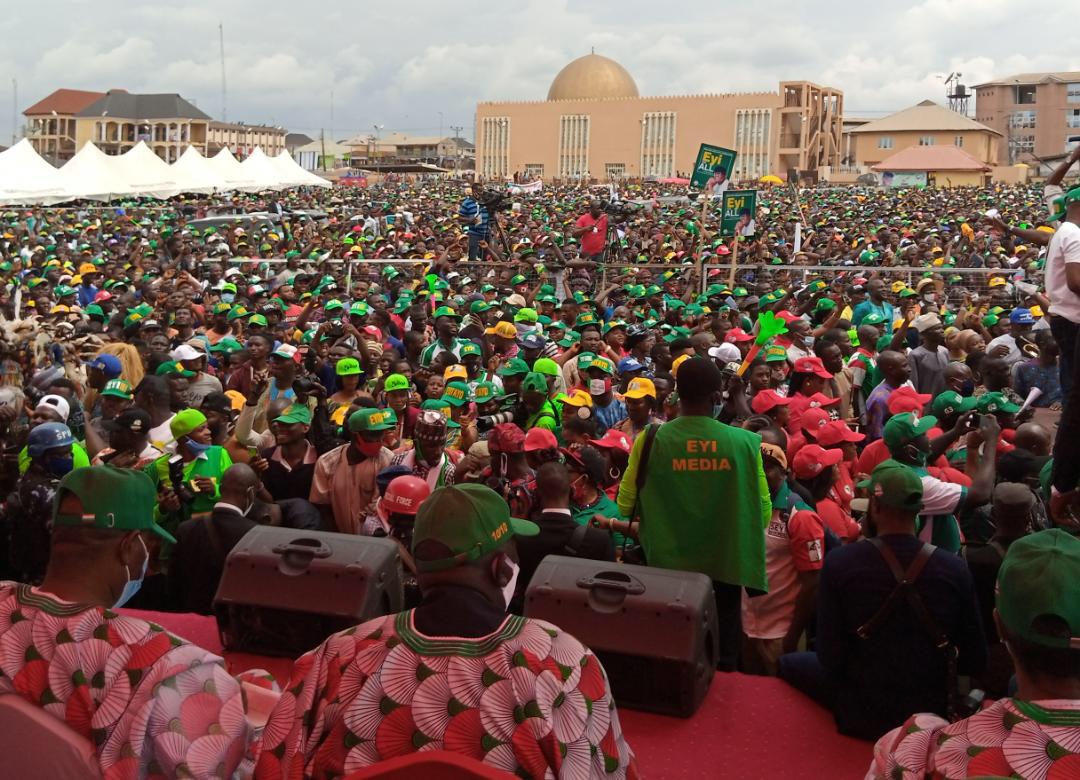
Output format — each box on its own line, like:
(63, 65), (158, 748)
(0, 582), (274, 779)
(868, 698), (1080, 780)
(256, 610), (637, 779)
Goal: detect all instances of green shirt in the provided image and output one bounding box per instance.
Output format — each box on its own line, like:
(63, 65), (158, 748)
(18, 442), (91, 475)
(526, 400), (559, 432)
(617, 417), (771, 590)
(572, 492), (627, 548)
(145, 446), (234, 540)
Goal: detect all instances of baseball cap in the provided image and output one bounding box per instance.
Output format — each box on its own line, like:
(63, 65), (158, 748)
(170, 344), (204, 362)
(274, 404), (313, 425)
(912, 313), (942, 333)
(520, 372), (549, 395)
(412, 484), (539, 572)
(442, 380), (471, 406)
(336, 357), (362, 376)
(560, 389), (593, 408)
(862, 312), (887, 326)
(523, 427), (558, 452)
(816, 420), (865, 447)
(765, 345), (789, 363)
(518, 333), (545, 350)
(84, 353), (122, 379)
(751, 389), (791, 415)
(794, 356), (832, 379)
(533, 357), (559, 377)
(887, 386), (932, 415)
(200, 392), (233, 416)
(807, 392), (840, 409)
(486, 321), (517, 339)
(383, 373), (410, 393)
(586, 356), (615, 376)
(100, 378), (134, 400)
(793, 445), (843, 479)
(433, 306), (461, 320)
(977, 391), (1021, 415)
(155, 360), (196, 378)
(708, 343), (742, 363)
(271, 344), (299, 361)
(169, 409), (207, 440)
(801, 407), (832, 436)
(590, 428), (633, 454)
(444, 364), (469, 381)
(36, 394), (71, 422)
(623, 377), (657, 399)
(996, 529), (1080, 650)
(883, 412), (937, 451)
(931, 391), (977, 418)
(348, 407), (397, 432)
(857, 459), (924, 512)
(760, 442), (787, 470)
(53, 466), (176, 544)
(473, 381), (498, 404)
(106, 407), (151, 435)
(617, 356), (644, 374)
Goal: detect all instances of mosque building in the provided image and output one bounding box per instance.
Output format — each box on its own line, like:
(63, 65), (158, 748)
(475, 52), (843, 183)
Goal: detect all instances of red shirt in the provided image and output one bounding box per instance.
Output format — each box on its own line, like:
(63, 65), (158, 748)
(817, 497), (861, 542)
(575, 213), (609, 256)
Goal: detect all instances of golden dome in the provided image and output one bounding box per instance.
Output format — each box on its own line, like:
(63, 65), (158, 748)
(547, 53), (639, 101)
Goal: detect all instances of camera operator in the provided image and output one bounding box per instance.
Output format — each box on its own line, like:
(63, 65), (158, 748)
(571, 199), (609, 261)
(458, 182), (492, 260)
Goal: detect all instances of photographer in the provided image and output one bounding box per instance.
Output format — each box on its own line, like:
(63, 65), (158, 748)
(571, 199), (609, 261)
(458, 183), (492, 260)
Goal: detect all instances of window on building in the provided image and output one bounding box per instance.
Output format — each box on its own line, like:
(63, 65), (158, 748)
(954, 135), (964, 147)
(523, 164), (544, 179)
(878, 136), (894, 149)
(1068, 136), (1080, 154)
(1014, 135), (1035, 154)
(640, 111), (677, 178)
(558, 115), (590, 179)
(918, 136), (935, 146)
(734, 109), (772, 179)
(1068, 84), (1080, 103)
(1010, 111), (1036, 129)
(480, 116), (510, 179)
(1014, 85), (1037, 105)
(1068, 110), (1080, 130)
(605, 163), (626, 180)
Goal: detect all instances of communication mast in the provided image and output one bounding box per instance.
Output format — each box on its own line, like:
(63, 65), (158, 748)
(945, 72), (969, 115)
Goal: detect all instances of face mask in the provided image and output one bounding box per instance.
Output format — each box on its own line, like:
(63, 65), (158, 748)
(803, 336), (815, 347)
(589, 378), (610, 396)
(960, 379), (976, 397)
(355, 438), (384, 457)
(184, 439), (212, 456)
(114, 536), (148, 609)
(242, 487), (257, 517)
(500, 556), (520, 612)
(221, 293), (235, 304)
(44, 455), (74, 477)
(905, 444), (929, 467)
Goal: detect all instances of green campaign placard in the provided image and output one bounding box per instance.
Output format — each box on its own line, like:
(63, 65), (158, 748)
(719, 190), (758, 237)
(690, 144), (737, 193)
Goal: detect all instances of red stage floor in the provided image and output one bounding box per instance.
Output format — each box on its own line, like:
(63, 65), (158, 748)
(122, 609), (873, 779)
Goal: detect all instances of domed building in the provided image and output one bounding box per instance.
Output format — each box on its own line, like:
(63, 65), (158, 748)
(476, 53), (843, 183)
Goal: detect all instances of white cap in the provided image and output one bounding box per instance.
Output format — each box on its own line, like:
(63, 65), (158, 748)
(170, 344), (204, 362)
(913, 313), (943, 333)
(272, 344), (298, 361)
(223, 267), (243, 278)
(36, 394), (71, 422)
(708, 343), (742, 363)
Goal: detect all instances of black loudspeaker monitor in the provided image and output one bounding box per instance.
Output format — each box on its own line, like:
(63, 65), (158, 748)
(524, 556), (718, 717)
(213, 527), (403, 657)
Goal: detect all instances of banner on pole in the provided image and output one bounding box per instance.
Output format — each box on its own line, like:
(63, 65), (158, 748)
(690, 144), (737, 195)
(719, 190), (758, 237)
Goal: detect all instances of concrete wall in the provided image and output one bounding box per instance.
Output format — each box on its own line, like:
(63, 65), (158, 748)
(852, 130), (998, 167)
(976, 80), (1080, 164)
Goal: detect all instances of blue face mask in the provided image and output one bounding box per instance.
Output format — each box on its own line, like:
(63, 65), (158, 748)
(113, 536), (148, 609)
(960, 379), (976, 397)
(44, 455), (74, 477)
(221, 293), (235, 304)
(184, 439), (212, 456)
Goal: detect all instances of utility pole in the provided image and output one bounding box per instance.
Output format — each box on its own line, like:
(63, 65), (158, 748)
(320, 128), (326, 171)
(11, 77), (16, 146)
(450, 124), (463, 170)
(330, 89), (334, 143)
(219, 23), (228, 123)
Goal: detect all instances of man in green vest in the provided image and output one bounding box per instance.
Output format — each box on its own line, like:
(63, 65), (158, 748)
(618, 357), (771, 671)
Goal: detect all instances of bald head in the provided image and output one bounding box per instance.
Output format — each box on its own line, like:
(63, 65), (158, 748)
(220, 463), (260, 506)
(1013, 422), (1051, 456)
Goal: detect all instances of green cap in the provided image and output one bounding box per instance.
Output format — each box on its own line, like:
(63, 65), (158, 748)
(514, 307), (538, 324)
(977, 391), (1021, 415)
(470, 300), (492, 314)
(473, 381), (498, 404)
(433, 306), (461, 320)
(349, 302), (369, 317)
(383, 373), (410, 393)
(857, 459), (924, 513)
(411, 484), (539, 572)
(533, 357), (559, 377)
(336, 357), (362, 376)
(931, 391), (977, 418)
(324, 299), (344, 311)
(558, 332), (580, 349)
(510, 274), (527, 286)
(574, 311), (599, 331)
(156, 360), (196, 378)
(814, 298), (837, 312)
(85, 303), (105, 319)
(586, 356), (615, 375)
(209, 337), (243, 354)
(862, 312), (887, 326)
(348, 407), (397, 432)
(54, 466), (176, 543)
(274, 404), (313, 425)
(459, 341), (482, 358)
(883, 412), (937, 452)
(420, 398), (460, 427)
(101, 378), (134, 400)
(765, 345), (789, 363)
(248, 314), (268, 327)
(521, 371), (548, 394)
(169, 408), (207, 440)
(441, 380), (470, 407)
(496, 357), (531, 377)
(996, 529), (1080, 649)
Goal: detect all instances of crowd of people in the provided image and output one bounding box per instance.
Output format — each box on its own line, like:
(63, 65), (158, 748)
(0, 146), (1078, 778)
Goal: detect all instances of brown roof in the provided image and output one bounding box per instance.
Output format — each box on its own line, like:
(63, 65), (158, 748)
(871, 144), (990, 173)
(974, 71), (1080, 87)
(850, 100), (1000, 135)
(23, 88), (106, 116)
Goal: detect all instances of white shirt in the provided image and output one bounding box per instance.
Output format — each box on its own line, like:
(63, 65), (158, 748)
(986, 333), (1023, 366)
(1045, 221), (1080, 323)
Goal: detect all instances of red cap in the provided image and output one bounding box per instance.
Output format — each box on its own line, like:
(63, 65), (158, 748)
(801, 407), (832, 436)
(807, 392), (841, 408)
(94, 290), (113, 303)
(716, 245), (731, 256)
(751, 389), (792, 415)
(523, 427), (558, 452)
(816, 420), (865, 447)
(590, 429), (632, 454)
(776, 310), (801, 324)
(887, 385), (931, 415)
(362, 325), (382, 338)
(724, 328), (754, 343)
(792, 445), (844, 479)
(794, 356), (833, 379)
(488, 423), (526, 453)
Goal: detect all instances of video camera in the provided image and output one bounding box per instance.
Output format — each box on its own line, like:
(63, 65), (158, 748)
(599, 199), (638, 220)
(167, 454), (197, 506)
(477, 189), (511, 213)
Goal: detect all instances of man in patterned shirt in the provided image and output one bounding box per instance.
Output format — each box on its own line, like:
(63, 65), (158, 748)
(256, 483), (638, 778)
(869, 529), (1080, 780)
(0, 465), (273, 778)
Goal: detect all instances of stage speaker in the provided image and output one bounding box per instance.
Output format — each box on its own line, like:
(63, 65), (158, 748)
(213, 527), (403, 657)
(524, 556), (717, 717)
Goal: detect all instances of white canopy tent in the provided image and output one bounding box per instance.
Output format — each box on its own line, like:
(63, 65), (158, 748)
(207, 148), (258, 192)
(112, 142), (181, 199)
(238, 148), (285, 191)
(0, 140), (66, 205)
(169, 146), (221, 194)
(269, 151), (332, 188)
(55, 142), (136, 201)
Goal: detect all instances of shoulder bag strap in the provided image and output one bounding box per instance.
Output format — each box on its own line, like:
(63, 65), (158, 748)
(631, 423), (661, 525)
(564, 522), (590, 557)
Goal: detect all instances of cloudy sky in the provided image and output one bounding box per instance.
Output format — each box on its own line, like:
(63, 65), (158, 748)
(4, 0), (1077, 144)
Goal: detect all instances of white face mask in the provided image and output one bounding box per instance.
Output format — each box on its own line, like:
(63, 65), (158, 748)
(501, 557), (520, 611)
(589, 378), (607, 395)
